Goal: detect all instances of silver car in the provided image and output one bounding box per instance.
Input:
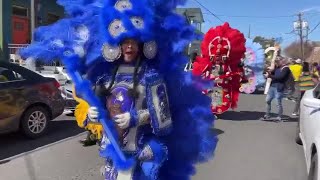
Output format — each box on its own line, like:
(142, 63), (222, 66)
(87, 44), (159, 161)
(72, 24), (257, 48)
(61, 80), (78, 112)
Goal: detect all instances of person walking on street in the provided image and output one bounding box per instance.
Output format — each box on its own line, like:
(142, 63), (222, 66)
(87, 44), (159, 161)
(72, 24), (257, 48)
(312, 62), (319, 77)
(292, 62), (317, 116)
(184, 51), (198, 71)
(261, 57), (291, 122)
(288, 59), (302, 101)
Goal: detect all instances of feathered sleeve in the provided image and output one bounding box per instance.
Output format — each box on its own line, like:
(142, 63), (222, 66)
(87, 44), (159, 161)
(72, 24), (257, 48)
(192, 56), (212, 76)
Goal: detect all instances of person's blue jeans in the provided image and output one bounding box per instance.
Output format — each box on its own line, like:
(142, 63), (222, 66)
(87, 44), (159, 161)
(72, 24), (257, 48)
(266, 86), (284, 117)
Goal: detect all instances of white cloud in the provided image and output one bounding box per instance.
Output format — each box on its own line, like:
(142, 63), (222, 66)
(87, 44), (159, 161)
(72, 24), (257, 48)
(301, 6), (320, 13)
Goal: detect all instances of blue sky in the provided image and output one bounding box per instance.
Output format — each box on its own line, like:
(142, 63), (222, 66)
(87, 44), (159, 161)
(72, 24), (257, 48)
(181, 0), (320, 47)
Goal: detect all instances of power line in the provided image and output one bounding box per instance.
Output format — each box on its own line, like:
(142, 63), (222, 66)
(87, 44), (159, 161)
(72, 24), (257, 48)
(203, 13), (294, 19)
(192, 0), (224, 23)
(200, 9), (319, 20)
(305, 12), (320, 18)
(204, 17), (213, 24)
(284, 30), (297, 35)
(307, 22), (320, 36)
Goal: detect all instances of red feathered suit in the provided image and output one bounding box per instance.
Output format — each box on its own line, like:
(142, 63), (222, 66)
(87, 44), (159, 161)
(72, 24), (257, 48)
(193, 23), (246, 114)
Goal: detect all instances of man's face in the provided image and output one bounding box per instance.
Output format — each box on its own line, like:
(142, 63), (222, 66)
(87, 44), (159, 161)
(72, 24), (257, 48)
(276, 59), (285, 67)
(121, 39), (139, 63)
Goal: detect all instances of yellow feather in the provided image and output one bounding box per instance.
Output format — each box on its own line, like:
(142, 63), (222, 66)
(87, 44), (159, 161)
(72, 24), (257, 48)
(72, 86), (90, 128)
(72, 86), (104, 139)
(86, 123), (104, 140)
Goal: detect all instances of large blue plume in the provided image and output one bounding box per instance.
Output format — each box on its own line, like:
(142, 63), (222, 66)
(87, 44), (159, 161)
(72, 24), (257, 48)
(19, 0), (217, 179)
(245, 39), (266, 87)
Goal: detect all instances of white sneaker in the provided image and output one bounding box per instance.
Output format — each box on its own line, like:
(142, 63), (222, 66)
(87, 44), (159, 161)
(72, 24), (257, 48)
(100, 165), (106, 176)
(274, 117), (283, 123)
(260, 115), (271, 121)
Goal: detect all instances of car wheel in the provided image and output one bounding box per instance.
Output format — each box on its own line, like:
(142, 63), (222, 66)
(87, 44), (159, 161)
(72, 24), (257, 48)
(20, 106), (49, 138)
(295, 114), (302, 145)
(308, 153), (318, 180)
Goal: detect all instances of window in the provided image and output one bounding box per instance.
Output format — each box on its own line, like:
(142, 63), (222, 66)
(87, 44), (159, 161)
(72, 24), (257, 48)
(313, 83), (320, 99)
(12, 6), (28, 17)
(0, 68), (25, 83)
(47, 13), (60, 24)
(191, 22), (201, 32)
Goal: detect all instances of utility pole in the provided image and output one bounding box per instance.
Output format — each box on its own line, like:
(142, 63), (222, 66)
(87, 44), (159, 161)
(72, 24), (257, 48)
(306, 26), (309, 42)
(298, 13), (304, 61)
(294, 13), (308, 61)
(31, 0), (35, 42)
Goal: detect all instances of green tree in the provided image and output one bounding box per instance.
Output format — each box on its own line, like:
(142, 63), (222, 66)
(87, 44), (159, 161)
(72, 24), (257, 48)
(253, 36), (276, 49)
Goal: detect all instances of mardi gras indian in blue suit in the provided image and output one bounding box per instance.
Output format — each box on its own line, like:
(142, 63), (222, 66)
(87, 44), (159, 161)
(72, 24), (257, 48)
(19, 0), (217, 179)
(93, 38), (173, 179)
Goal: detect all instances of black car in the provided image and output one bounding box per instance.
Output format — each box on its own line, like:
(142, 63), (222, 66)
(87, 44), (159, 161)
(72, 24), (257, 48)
(0, 61), (65, 138)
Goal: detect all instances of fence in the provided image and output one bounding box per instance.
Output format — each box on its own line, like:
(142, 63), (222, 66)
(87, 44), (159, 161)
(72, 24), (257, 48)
(8, 43), (29, 54)
(8, 44), (28, 64)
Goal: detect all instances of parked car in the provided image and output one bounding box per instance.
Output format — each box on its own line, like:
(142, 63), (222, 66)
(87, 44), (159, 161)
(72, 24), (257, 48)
(0, 61), (65, 138)
(19, 60), (77, 112)
(296, 83), (320, 180)
(61, 80), (78, 112)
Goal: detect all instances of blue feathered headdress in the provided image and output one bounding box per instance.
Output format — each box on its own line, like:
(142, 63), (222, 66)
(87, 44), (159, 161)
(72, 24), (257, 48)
(19, 0), (217, 179)
(100, 0), (155, 44)
(244, 39), (266, 87)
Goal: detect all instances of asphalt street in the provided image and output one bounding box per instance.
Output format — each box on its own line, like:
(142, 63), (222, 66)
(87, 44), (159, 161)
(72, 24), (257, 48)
(0, 93), (308, 180)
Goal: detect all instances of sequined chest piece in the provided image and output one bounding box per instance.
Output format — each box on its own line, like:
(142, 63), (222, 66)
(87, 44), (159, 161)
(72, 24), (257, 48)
(104, 65), (145, 151)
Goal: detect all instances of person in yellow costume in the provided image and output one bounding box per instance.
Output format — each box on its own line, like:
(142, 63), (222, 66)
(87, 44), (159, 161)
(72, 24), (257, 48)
(289, 59), (303, 82)
(312, 62), (320, 77)
(288, 59), (302, 102)
(72, 86), (103, 146)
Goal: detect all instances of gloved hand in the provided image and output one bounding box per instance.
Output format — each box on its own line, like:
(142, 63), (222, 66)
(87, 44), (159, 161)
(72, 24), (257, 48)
(88, 106), (99, 121)
(100, 133), (110, 150)
(114, 112), (131, 129)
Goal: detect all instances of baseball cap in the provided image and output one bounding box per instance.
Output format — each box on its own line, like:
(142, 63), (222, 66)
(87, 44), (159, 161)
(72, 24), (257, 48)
(295, 59), (302, 64)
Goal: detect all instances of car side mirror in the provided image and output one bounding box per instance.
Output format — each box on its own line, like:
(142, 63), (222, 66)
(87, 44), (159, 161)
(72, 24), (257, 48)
(303, 98), (320, 109)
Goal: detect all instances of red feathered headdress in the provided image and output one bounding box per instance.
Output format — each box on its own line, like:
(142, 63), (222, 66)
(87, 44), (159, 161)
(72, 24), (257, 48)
(193, 23), (246, 75)
(201, 22), (246, 64)
(193, 23), (247, 111)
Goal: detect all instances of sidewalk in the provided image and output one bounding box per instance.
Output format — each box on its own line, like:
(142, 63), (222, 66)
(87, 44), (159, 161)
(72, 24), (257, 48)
(0, 133), (103, 180)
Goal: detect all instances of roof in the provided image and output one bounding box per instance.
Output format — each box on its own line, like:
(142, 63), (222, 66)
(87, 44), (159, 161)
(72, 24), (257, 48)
(176, 8), (204, 23)
(306, 47), (320, 63)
